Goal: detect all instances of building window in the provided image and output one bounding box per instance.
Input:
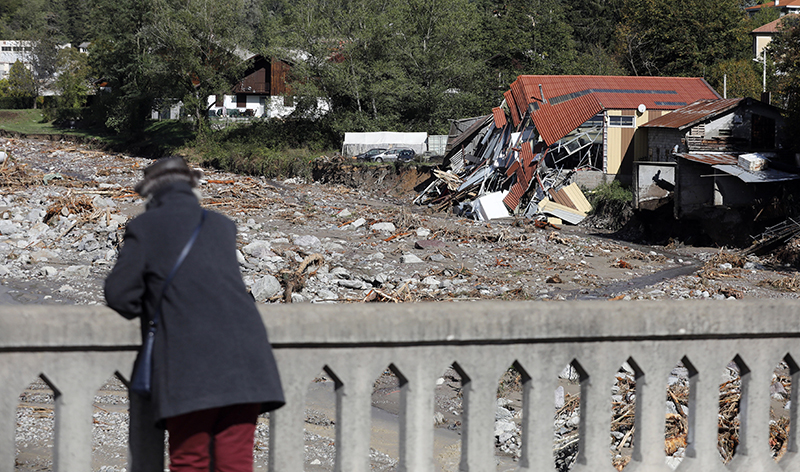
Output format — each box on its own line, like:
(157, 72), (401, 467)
(580, 114), (604, 128)
(609, 116), (635, 128)
(1, 47), (10, 51)
(12, 47), (22, 52)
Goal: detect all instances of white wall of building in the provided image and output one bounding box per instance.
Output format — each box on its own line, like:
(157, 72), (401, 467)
(0, 40), (33, 80)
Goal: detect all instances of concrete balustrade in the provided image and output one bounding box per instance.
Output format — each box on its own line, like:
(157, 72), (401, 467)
(2, 299), (800, 472)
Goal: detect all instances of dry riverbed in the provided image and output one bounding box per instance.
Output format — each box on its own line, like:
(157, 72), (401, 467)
(4, 137), (799, 471)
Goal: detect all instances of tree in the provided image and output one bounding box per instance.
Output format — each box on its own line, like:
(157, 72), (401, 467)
(7, 60), (37, 107)
(141, 0), (252, 128)
(768, 15), (800, 151)
(616, 0), (751, 77)
(706, 59), (762, 100)
(276, 0), (488, 134)
(54, 46), (90, 109)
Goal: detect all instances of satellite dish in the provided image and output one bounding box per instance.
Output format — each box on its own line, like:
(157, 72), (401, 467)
(637, 104), (647, 114)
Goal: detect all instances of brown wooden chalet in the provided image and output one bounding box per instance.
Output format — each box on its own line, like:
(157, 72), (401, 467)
(228, 55), (292, 108)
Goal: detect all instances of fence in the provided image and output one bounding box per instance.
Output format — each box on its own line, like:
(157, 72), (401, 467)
(2, 299), (799, 472)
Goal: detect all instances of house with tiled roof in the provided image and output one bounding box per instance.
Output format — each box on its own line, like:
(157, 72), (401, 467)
(752, 15), (798, 59)
(745, 0), (800, 17)
(500, 75), (720, 180)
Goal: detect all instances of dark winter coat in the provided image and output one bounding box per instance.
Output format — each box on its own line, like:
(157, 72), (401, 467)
(104, 181), (284, 422)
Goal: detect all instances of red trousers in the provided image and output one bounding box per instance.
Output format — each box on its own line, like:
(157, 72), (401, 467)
(166, 403), (261, 472)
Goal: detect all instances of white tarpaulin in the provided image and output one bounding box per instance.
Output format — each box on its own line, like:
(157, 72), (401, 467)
(342, 132), (428, 156)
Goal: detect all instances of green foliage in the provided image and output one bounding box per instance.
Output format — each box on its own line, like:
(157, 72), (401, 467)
(768, 15), (800, 152)
(707, 59), (763, 100)
(588, 181), (632, 214)
(54, 47), (91, 110)
(616, 0), (750, 77)
(7, 61), (37, 101)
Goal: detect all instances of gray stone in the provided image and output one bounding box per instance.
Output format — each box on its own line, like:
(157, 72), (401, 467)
(370, 222), (395, 233)
(291, 293), (305, 303)
(316, 289), (338, 301)
(400, 254), (424, 264)
(0, 220), (21, 235)
(430, 254), (446, 262)
(293, 235), (321, 248)
(338, 279), (367, 290)
(242, 240), (274, 259)
(40, 266), (58, 277)
(555, 386), (565, 408)
(336, 209), (351, 218)
(416, 227), (431, 238)
(65, 265), (91, 278)
(330, 267), (350, 279)
(415, 240), (445, 250)
(251, 275), (282, 301)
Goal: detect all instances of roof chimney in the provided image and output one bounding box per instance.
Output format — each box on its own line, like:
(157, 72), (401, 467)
(539, 84), (547, 104)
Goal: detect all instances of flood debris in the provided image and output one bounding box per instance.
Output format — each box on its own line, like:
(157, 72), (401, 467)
(415, 102), (597, 225)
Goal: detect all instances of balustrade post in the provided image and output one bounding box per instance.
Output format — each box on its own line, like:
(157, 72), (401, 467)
(395, 354), (438, 472)
(332, 356), (377, 472)
(0, 354), (39, 472)
(518, 351), (559, 471)
(457, 355), (503, 472)
(268, 350), (315, 472)
(571, 347), (616, 472)
(683, 345), (727, 471)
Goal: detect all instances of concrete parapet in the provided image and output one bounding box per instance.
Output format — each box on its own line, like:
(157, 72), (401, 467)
(2, 300), (799, 471)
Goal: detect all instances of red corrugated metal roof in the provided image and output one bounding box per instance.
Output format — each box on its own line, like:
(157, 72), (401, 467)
(640, 98), (744, 130)
(492, 107), (507, 128)
(504, 90), (520, 127)
(509, 75), (721, 145)
(676, 153), (738, 166)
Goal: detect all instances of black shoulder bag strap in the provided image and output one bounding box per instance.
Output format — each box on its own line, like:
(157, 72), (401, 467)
(131, 209), (208, 397)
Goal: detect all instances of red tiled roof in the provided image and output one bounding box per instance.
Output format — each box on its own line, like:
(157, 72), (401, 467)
(504, 90), (520, 127)
(508, 75), (721, 145)
(676, 153), (738, 166)
(640, 98), (744, 129)
(752, 15), (797, 34)
(746, 0), (800, 12)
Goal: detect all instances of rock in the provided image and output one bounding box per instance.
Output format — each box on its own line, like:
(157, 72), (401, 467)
(416, 227), (431, 238)
(40, 266), (58, 277)
(242, 240), (274, 259)
(291, 293), (305, 303)
(400, 254), (424, 264)
(719, 263), (733, 270)
(316, 289), (338, 301)
(370, 222), (395, 233)
(293, 234), (321, 248)
(422, 276), (440, 286)
(336, 209), (351, 218)
(330, 267), (350, 279)
(65, 265), (91, 278)
(338, 279), (367, 289)
(415, 240), (445, 250)
(0, 220), (21, 235)
(235, 250), (246, 265)
(555, 386), (565, 408)
(0, 265), (9, 276)
(351, 218), (367, 228)
(251, 275), (282, 301)
(367, 252), (384, 260)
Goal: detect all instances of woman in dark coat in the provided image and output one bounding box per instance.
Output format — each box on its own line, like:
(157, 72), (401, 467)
(105, 157), (284, 472)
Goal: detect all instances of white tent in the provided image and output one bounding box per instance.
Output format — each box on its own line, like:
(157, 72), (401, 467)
(342, 132), (428, 156)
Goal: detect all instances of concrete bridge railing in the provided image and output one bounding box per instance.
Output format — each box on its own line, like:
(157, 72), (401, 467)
(2, 299), (800, 472)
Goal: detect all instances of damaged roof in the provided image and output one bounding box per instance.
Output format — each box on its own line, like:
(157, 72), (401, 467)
(508, 76), (720, 145)
(675, 153), (738, 166)
(640, 98), (745, 130)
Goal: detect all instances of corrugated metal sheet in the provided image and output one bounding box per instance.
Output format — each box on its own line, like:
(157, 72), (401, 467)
(492, 107), (507, 128)
(446, 115), (492, 157)
(676, 153), (738, 166)
(504, 90), (520, 127)
(713, 164), (800, 183)
(510, 75), (720, 145)
(640, 98), (744, 130)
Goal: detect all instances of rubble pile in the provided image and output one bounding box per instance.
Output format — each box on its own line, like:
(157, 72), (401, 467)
(415, 105), (598, 225)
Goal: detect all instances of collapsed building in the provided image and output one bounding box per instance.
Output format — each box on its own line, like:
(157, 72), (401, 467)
(416, 75), (721, 223)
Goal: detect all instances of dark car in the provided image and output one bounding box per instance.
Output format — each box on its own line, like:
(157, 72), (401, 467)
(356, 148), (387, 160)
(371, 148), (416, 162)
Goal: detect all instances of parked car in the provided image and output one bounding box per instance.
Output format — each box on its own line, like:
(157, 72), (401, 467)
(356, 148), (387, 160)
(371, 148), (416, 162)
